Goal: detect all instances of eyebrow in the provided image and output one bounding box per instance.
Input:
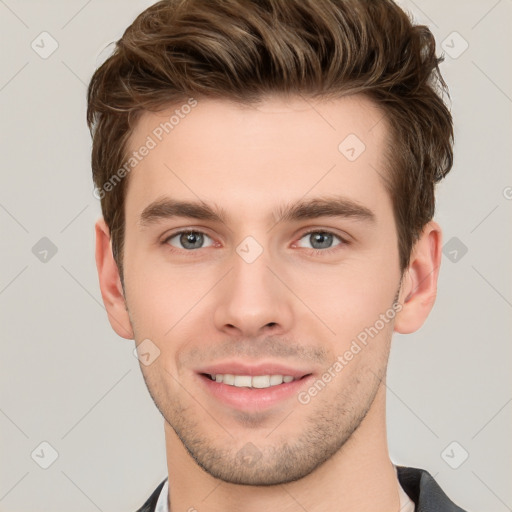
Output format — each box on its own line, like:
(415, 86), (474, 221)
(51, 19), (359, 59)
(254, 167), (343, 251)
(140, 198), (228, 226)
(275, 196), (376, 224)
(139, 195), (376, 227)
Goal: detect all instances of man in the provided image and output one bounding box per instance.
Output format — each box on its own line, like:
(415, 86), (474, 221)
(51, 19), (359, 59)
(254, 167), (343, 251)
(86, 0), (467, 511)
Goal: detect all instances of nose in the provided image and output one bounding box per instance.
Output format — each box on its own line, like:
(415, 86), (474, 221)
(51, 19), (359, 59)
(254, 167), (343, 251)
(213, 248), (294, 338)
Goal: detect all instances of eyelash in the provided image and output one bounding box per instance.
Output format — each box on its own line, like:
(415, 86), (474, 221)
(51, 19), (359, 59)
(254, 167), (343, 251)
(161, 229), (349, 256)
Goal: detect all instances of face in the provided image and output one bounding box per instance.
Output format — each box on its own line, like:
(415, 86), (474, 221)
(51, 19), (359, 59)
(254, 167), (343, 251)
(120, 95), (403, 485)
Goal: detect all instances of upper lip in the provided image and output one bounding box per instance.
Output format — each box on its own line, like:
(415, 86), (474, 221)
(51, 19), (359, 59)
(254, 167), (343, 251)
(196, 361), (312, 379)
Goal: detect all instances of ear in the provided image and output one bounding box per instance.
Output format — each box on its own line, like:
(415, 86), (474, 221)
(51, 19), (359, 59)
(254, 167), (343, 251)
(394, 220), (442, 334)
(95, 218), (134, 339)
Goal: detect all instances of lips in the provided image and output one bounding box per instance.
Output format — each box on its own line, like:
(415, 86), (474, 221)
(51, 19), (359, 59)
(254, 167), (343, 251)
(196, 362), (311, 380)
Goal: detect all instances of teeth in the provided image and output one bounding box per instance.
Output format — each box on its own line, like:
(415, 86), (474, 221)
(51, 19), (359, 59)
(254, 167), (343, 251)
(234, 375), (252, 387)
(223, 374), (235, 385)
(209, 374), (296, 389)
(270, 375), (283, 386)
(252, 375), (271, 388)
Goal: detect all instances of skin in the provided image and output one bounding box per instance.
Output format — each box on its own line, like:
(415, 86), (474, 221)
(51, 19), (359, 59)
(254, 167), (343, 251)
(95, 95), (442, 512)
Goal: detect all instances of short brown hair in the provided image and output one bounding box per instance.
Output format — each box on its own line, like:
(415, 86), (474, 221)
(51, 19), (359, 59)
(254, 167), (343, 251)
(87, 0), (453, 282)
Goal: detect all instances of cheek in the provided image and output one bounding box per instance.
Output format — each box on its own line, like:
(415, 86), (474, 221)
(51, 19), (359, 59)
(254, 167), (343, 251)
(123, 248), (213, 339)
(287, 257), (399, 348)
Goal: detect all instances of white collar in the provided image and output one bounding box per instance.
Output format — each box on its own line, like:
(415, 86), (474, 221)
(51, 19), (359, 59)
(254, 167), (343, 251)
(154, 478), (169, 512)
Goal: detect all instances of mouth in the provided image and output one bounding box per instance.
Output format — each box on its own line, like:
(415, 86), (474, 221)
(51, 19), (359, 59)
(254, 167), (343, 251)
(195, 363), (314, 411)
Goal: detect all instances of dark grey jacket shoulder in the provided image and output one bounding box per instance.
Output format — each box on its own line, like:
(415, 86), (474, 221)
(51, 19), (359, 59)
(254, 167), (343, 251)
(396, 466), (468, 512)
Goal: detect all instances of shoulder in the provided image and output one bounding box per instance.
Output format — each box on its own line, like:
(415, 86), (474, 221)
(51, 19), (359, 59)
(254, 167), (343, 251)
(397, 465), (470, 512)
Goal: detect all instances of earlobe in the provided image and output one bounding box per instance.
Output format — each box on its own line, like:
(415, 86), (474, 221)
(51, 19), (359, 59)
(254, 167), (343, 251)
(394, 221), (443, 334)
(95, 218), (134, 339)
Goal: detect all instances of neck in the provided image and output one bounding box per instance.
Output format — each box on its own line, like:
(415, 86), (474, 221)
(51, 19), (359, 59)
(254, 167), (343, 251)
(164, 383), (399, 512)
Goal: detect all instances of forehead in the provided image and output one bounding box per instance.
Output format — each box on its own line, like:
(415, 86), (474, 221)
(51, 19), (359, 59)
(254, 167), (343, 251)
(124, 94), (392, 225)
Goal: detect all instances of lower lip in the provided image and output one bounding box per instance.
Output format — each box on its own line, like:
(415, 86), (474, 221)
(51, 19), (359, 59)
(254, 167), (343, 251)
(198, 374), (313, 412)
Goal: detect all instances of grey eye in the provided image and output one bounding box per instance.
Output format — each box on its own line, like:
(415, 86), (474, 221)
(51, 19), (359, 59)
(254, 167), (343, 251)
(297, 231), (342, 250)
(167, 231), (213, 250)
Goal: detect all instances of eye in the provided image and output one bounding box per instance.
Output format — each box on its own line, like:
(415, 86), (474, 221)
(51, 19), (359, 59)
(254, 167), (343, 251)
(296, 231), (344, 250)
(165, 230), (214, 250)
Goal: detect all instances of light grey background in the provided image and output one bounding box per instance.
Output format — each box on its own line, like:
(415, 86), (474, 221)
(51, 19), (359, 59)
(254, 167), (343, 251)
(1, 1), (511, 511)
